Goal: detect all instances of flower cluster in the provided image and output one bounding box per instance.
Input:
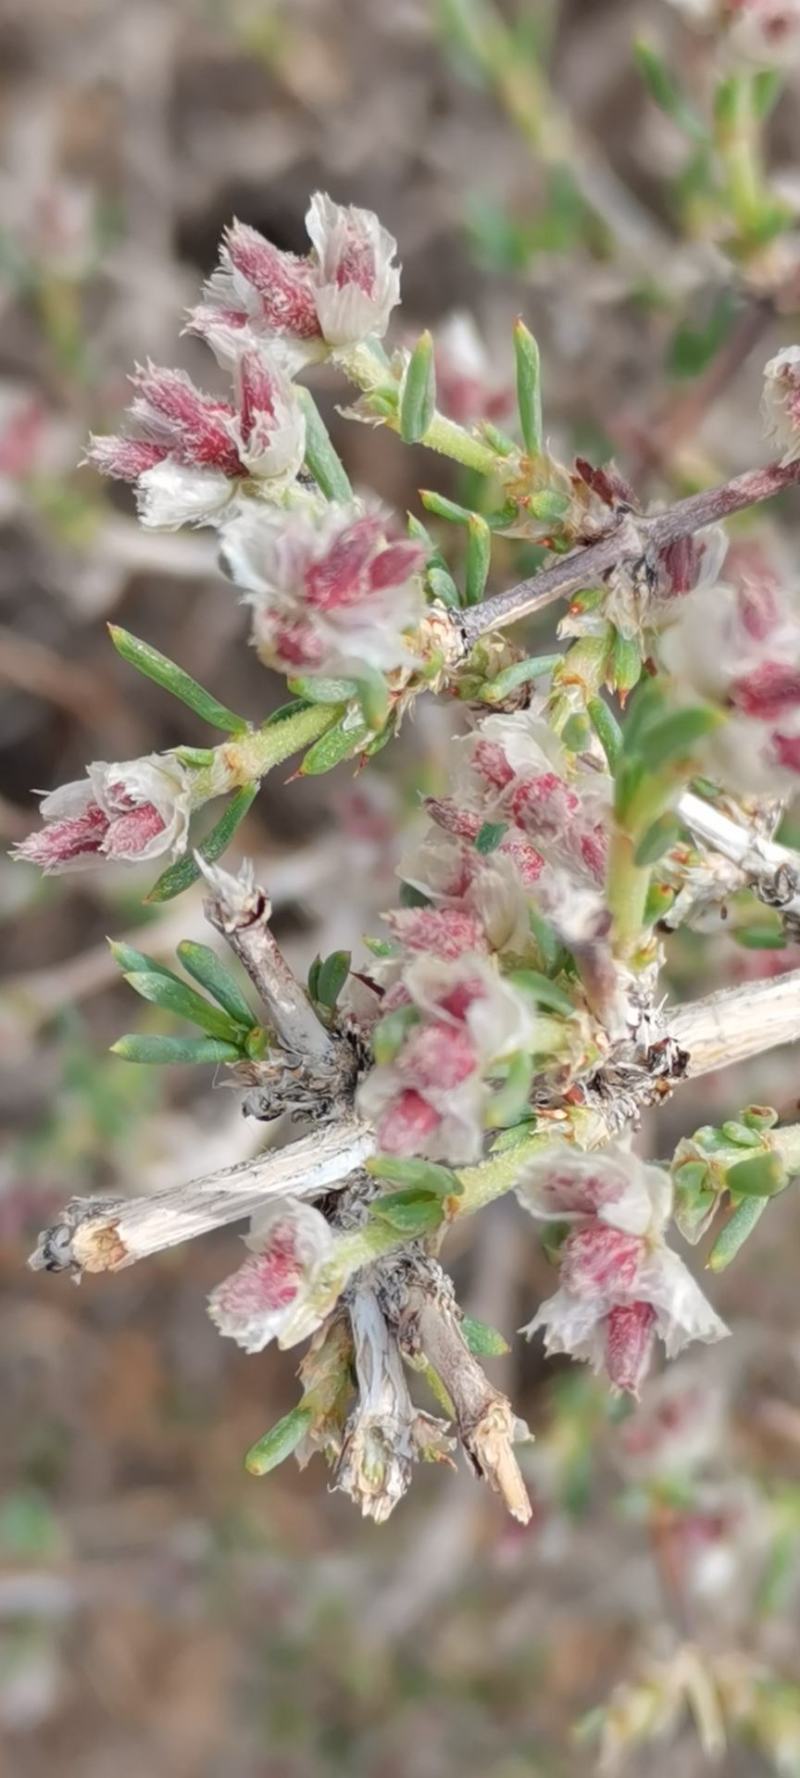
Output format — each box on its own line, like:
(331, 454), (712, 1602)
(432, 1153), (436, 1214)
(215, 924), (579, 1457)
(12, 753), (192, 873)
(659, 543), (800, 793)
(357, 946), (541, 1163)
(516, 1147), (728, 1395)
(403, 705), (612, 951)
(189, 192), (400, 365)
(88, 352), (305, 530)
(221, 499), (426, 679)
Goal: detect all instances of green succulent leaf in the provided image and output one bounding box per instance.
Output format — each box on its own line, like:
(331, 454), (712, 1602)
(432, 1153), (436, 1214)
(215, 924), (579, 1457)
(111, 1034), (243, 1065)
(108, 625), (247, 733)
(245, 1404), (314, 1476)
(146, 782), (259, 903)
(176, 941), (256, 1027)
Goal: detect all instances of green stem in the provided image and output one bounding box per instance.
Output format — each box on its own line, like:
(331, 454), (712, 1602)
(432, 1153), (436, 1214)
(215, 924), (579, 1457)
(719, 74), (763, 242)
(192, 703), (342, 804)
(607, 829), (651, 957)
(339, 341), (498, 478)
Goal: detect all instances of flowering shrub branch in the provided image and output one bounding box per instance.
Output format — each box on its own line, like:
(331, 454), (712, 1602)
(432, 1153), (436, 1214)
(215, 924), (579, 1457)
(14, 171), (800, 1537)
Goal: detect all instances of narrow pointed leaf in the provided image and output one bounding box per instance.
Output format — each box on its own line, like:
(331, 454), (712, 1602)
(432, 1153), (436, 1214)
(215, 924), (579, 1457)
(146, 782), (259, 903)
(300, 713), (369, 775)
(108, 625), (246, 733)
(111, 1033), (243, 1065)
(316, 950), (351, 1010)
(108, 940), (183, 984)
(367, 1155), (463, 1197)
(588, 696), (623, 770)
(707, 1195), (769, 1271)
(370, 1189), (444, 1234)
(420, 489), (475, 527)
(460, 1314), (510, 1357)
(400, 330), (436, 443)
(297, 387), (353, 502)
(176, 941), (257, 1027)
(464, 513), (491, 605)
(245, 1404), (314, 1476)
(123, 970), (244, 1041)
(514, 318), (543, 455)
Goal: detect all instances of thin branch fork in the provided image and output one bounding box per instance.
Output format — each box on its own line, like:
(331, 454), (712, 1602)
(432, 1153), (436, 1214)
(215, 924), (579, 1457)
(199, 856), (342, 1067)
(460, 456), (800, 646)
(28, 965), (800, 1279)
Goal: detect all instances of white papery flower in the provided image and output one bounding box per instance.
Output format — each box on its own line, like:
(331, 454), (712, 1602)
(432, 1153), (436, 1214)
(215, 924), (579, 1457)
(305, 193), (401, 348)
(15, 752), (192, 873)
(763, 345), (800, 465)
(207, 1199), (333, 1354)
(518, 1147), (728, 1395)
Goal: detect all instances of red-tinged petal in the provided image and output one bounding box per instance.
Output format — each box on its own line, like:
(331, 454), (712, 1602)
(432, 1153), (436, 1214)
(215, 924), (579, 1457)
(398, 1021), (477, 1090)
(730, 662), (800, 719)
(235, 351), (277, 442)
(224, 222), (321, 339)
(386, 907), (488, 960)
(509, 772), (580, 839)
(268, 618), (326, 671)
(367, 540), (426, 592)
(772, 730), (800, 772)
(472, 739), (515, 790)
(304, 517), (383, 611)
(560, 1225), (644, 1298)
(376, 1089), (441, 1155)
(424, 797), (481, 841)
(605, 1302), (657, 1396)
(104, 802), (166, 859)
(497, 831), (545, 885)
(87, 435), (168, 481)
(12, 803), (109, 872)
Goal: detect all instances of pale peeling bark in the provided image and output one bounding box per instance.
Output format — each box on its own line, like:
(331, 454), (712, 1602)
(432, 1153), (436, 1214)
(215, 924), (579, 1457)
(400, 1285), (533, 1525)
(28, 1118), (374, 1275)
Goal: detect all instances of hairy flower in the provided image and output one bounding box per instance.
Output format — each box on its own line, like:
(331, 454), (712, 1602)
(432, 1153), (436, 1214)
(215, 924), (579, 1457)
(207, 1199), (333, 1353)
(659, 565), (800, 792)
(190, 192), (400, 365)
(358, 952), (538, 1162)
(763, 346), (800, 465)
(87, 350), (305, 529)
(221, 499), (426, 677)
(519, 1147), (727, 1395)
(666, 0), (800, 60)
(13, 753), (192, 873)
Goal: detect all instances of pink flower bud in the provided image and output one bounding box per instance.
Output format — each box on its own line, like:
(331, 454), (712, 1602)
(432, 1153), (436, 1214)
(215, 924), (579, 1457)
(763, 346), (800, 463)
(208, 1200), (333, 1354)
(194, 194), (400, 363)
(376, 1089), (442, 1155)
(605, 1302), (657, 1397)
(385, 907), (488, 960)
(730, 661), (800, 719)
(397, 1021), (478, 1090)
(13, 753), (191, 874)
(222, 501), (425, 679)
(560, 1225), (644, 1298)
(87, 349), (305, 531)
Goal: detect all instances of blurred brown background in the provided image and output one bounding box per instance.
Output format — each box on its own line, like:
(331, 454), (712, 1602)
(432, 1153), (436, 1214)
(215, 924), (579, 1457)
(2, 2), (800, 1774)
